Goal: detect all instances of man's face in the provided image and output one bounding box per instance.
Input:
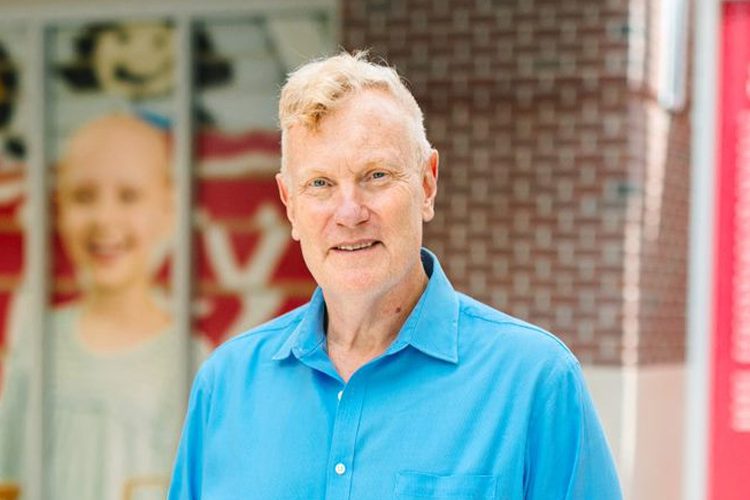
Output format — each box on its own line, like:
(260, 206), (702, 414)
(277, 89), (438, 299)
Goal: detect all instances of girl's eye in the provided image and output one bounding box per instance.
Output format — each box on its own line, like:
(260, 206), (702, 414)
(119, 187), (141, 203)
(71, 188), (95, 204)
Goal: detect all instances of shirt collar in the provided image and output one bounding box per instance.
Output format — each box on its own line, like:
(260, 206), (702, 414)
(272, 248), (460, 364)
(271, 287), (327, 361)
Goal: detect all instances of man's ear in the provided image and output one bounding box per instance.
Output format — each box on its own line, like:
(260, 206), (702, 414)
(421, 149), (439, 222)
(276, 172), (300, 241)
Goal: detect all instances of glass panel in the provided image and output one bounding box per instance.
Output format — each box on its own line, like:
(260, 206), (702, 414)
(45, 20), (178, 500)
(191, 10), (334, 350)
(0, 22), (30, 500)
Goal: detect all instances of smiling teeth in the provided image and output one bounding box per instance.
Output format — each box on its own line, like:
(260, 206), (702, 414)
(337, 242), (375, 251)
(89, 241), (126, 255)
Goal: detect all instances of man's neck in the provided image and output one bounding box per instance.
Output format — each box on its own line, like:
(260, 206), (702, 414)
(323, 262), (428, 382)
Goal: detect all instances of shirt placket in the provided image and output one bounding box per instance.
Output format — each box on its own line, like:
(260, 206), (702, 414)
(324, 373), (367, 500)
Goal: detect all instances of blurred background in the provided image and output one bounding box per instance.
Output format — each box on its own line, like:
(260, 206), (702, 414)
(0, 0), (745, 499)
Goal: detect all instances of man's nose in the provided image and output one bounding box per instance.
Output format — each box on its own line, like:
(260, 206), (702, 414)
(333, 186), (369, 227)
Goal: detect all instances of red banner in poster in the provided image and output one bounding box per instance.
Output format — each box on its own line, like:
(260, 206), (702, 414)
(710, 3), (750, 499)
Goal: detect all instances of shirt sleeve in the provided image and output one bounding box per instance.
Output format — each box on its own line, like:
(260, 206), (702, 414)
(523, 356), (623, 500)
(168, 366), (213, 500)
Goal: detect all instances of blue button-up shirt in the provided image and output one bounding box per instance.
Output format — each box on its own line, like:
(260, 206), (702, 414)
(169, 249), (622, 499)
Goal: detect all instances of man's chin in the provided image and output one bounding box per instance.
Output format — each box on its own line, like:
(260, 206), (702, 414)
(321, 270), (388, 296)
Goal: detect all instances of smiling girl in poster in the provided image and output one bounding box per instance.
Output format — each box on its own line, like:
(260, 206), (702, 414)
(0, 114), (206, 500)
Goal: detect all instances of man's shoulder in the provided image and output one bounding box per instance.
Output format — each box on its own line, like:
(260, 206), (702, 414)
(199, 303), (308, 374)
(455, 292), (579, 368)
(225, 303), (308, 345)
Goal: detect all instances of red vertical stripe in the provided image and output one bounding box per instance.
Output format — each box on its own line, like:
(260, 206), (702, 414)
(710, 3), (750, 499)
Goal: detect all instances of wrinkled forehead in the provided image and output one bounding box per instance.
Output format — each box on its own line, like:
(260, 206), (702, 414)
(283, 90), (418, 172)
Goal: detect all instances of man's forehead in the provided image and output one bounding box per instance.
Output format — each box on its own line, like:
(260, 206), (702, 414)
(287, 95), (411, 147)
(285, 144), (404, 175)
(280, 88), (421, 180)
(334, 89), (407, 124)
(289, 89), (408, 135)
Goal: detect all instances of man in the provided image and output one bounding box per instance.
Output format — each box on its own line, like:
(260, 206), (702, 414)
(169, 52), (622, 499)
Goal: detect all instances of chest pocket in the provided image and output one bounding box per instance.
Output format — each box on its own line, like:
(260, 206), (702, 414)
(394, 471), (497, 499)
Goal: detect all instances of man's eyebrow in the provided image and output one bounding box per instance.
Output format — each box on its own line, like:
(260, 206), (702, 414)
(298, 167), (329, 177)
(293, 156), (404, 181)
(360, 156), (403, 169)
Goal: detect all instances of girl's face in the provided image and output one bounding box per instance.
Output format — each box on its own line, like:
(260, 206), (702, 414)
(56, 126), (173, 294)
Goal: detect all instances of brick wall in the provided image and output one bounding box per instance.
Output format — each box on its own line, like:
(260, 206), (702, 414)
(342, 0), (690, 365)
(625, 0), (691, 364)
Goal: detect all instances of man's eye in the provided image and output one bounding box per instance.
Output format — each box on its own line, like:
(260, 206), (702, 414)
(310, 179), (329, 188)
(371, 171), (388, 180)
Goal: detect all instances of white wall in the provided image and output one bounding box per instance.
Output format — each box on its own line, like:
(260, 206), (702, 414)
(584, 365), (685, 500)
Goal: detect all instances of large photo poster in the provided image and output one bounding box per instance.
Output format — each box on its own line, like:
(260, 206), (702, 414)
(0, 9), (332, 500)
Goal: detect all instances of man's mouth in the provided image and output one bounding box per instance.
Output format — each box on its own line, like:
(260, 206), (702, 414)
(332, 240), (380, 252)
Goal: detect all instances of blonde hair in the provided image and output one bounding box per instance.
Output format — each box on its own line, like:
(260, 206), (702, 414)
(278, 51), (431, 172)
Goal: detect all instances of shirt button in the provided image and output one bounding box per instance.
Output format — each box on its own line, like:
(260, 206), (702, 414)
(334, 463), (346, 475)
(337, 390), (343, 401)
